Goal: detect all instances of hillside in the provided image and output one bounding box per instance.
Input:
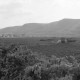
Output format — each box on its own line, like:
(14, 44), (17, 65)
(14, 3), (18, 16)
(0, 18), (80, 37)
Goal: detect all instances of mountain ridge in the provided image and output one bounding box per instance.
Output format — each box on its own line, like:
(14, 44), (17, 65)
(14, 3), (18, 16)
(0, 18), (80, 37)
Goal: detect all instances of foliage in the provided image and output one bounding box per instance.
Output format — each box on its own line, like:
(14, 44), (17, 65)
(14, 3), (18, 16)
(0, 43), (80, 80)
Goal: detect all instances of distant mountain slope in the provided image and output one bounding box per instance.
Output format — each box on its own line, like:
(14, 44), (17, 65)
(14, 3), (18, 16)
(0, 18), (80, 37)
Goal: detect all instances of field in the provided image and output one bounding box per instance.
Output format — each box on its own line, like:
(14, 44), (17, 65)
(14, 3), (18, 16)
(0, 37), (80, 80)
(0, 37), (80, 57)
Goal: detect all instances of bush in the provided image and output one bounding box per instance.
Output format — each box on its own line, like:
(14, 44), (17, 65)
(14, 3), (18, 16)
(0, 43), (80, 80)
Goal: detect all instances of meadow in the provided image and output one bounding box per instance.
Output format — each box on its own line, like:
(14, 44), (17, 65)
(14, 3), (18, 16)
(0, 37), (80, 57)
(0, 37), (80, 80)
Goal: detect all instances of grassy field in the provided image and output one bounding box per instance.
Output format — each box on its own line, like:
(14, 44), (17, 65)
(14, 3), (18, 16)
(0, 37), (80, 80)
(0, 37), (80, 58)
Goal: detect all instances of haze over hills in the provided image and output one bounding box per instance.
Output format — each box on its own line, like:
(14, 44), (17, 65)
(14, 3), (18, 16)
(0, 18), (80, 37)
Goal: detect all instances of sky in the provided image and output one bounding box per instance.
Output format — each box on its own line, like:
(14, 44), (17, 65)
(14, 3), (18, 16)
(0, 0), (80, 29)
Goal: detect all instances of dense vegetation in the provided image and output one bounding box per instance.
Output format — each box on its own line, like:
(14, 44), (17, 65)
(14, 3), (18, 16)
(0, 42), (80, 80)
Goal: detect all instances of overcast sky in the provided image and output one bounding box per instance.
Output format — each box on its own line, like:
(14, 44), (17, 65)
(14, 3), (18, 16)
(0, 0), (80, 29)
